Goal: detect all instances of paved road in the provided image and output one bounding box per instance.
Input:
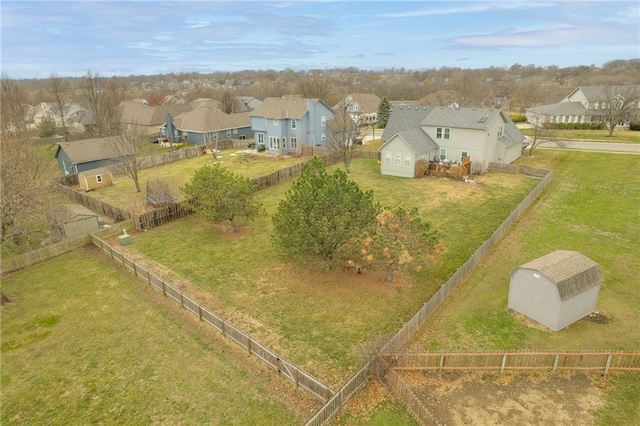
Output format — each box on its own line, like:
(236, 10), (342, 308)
(537, 140), (640, 153)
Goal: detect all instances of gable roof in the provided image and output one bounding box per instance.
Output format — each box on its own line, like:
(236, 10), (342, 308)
(421, 106), (503, 129)
(172, 109), (251, 133)
(566, 85), (640, 102)
(54, 136), (128, 164)
(250, 95), (326, 120)
(381, 105), (433, 141)
(119, 102), (192, 126)
(342, 93), (382, 114)
(517, 250), (603, 301)
(46, 204), (98, 224)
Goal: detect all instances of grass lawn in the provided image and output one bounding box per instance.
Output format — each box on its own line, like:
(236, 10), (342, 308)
(82, 147), (308, 211)
(104, 156), (540, 387)
(0, 247), (320, 424)
(399, 149), (640, 425)
(520, 128), (640, 143)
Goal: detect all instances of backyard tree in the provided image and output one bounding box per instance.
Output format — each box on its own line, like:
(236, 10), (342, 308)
(271, 157), (380, 268)
(105, 124), (151, 192)
(327, 105), (359, 174)
(46, 73), (72, 142)
(220, 88), (240, 114)
(377, 97), (392, 128)
(352, 206), (440, 283)
(182, 164), (262, 232)
(598, 85), (640, 137)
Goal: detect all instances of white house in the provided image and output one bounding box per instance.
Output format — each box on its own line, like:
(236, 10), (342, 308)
(379, 105), (525, 178)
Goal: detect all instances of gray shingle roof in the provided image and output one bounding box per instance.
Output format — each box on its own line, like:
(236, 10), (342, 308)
(250, 95), (319, 119)
(173, 109), (251, 133)
(55, 136), (126, 163)
(343, 93), (382, 114)
(526, 102), (588, 115)
(568, 85), (640, 101)
(518, 250), (603, 301)
(119, 102), (192, 126)
(381, 106), (433, 141)
(422, 106), (502, 129)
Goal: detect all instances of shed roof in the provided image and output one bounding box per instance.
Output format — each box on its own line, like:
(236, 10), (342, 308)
(517, 250), (603, 301)
(47, 204), (98, 224)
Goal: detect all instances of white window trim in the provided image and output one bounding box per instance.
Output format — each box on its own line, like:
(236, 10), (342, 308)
(291, 119), (297, 129)
(96, 174), (103, 183)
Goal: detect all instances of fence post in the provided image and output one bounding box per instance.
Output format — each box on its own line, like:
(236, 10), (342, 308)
(180, 293), (184, 308)
(439, 354), (445, 372)
(162, 281), (166, 297)
(500, 353), (507, 373)
(247, 336), (252, 355)
(604, 353), (613, 376)
(552, 354), (560, 375)
(198, 305), (203, 321)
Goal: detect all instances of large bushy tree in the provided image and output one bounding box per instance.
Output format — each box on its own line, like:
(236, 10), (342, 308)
(271, 157), (380, 268)
(182, 164), (262, 232)
(351, 206), (439, 282)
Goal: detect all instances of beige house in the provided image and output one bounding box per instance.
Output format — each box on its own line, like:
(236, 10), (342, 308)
(379, 105), (525, 178)
(335, 93), (382, 126)
(526, 85), (640, 127)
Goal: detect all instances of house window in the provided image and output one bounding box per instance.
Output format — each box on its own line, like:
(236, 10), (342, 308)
(96, 174), (103, 183)
(269, 136), (280, 149)
(291, 119), (297, 129)
(461, 151), (469, 160)
(226, 129), (232, 138)
(282, 137), (287, 149)
(385, 151), (392, 165)
(497, 125), (504, 138)
(394, 153), (402, 166)
(257, 133), (264, 145)
(233, 128), (238, 134)
(404, 154), (411, 167)
(436, 127), (451, 139)
(321, 133), (326, 141)
(439, 148), (447, 161)
(291, 137), (298, 149)
(321, 116), (326, 127)
(273, 119), (279, 126)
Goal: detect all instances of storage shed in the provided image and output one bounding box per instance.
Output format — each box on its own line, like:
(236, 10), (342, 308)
(508, 250), (603, 331)
(47, 204), (100, 240)
(77, 168), (113, 191)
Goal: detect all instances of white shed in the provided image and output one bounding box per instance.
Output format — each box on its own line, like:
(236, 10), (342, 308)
(508, 250), (603, 332)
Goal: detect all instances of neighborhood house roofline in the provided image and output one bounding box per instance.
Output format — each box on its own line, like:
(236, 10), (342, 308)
(249, 96), (330, 120)
(54, 136), (130, 164)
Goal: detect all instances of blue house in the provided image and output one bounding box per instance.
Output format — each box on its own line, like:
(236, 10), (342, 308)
(249, 95), (335, 154)
(54, 136), (130, 174)
(162, 109), (253, 145)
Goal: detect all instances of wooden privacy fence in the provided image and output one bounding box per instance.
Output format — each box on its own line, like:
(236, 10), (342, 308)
(385, 369), (442, 426)
(379, 168), (552, 356)
(90, 235), (335, 403)
(306, 166), (553, 425)
(51, 179), (132, 222)
(392, 351), (640, 375)
(1, 234), (91, 274)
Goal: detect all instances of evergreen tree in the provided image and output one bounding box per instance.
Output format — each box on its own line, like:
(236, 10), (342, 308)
(182, 164), (262, 232)
(271, 157), (380, 268)
(377, 97), (392, 128)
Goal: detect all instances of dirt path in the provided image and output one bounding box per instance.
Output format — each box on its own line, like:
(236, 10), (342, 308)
(403, 371), (604, 425)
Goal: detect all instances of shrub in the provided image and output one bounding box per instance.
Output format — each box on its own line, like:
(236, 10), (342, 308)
(509, 114), (527, 123)
(629, 122), (640, 131)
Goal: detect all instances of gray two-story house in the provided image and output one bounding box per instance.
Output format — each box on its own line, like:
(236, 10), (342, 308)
(249, 95), (335, 154)
(379, 105), (525, 178)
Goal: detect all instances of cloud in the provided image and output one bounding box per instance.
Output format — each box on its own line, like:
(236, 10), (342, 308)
(379, 2), (553, 18)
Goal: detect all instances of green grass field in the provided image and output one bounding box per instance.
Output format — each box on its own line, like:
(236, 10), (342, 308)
(0, 248), (319, 424)
(520, 128), (640, 143)
(104, 157), (540, 386)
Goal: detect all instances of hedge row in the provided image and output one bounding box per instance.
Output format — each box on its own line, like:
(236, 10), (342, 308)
(545, 122), (605, 130)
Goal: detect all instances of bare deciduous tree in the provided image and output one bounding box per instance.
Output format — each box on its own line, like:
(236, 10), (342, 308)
(597, 85), (640, 137)
(105, 124), (152, 192)
(46, 73), (72, 142)
(220, 88), (240, 114)
(1, 74), (29, 135)
(79, 71), (112, 136)
(295, 76), (332, 103)
(328, 106), (359, 174)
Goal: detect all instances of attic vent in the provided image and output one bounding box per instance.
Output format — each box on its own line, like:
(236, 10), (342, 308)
(415, 106), (419, 110)
(478, 115), (488, 123)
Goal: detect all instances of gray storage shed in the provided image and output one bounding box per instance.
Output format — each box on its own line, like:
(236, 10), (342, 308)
(47, 204), (100, 240)
(508, 250), (603, 331)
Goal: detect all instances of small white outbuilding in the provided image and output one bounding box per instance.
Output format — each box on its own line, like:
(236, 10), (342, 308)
(508, 250), (603, 332)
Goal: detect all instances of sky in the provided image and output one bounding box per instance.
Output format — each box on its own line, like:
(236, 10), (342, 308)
(1, 0), (639, 79)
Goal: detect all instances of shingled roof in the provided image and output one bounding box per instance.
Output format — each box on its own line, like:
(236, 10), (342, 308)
(54, 136), (127, 163)
(250, 95), (319, 119)
(518, 250), (603, 301)
(173, 109), (251, 133)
